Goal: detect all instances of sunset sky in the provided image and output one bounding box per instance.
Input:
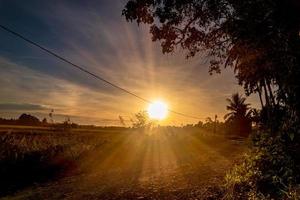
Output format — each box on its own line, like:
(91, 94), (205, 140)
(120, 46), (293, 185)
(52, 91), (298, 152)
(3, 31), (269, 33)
(0, 0), (260, 126)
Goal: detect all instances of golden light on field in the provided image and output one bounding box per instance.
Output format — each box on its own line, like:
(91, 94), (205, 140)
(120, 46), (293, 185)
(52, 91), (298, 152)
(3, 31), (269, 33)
(147, 100), (168, 120)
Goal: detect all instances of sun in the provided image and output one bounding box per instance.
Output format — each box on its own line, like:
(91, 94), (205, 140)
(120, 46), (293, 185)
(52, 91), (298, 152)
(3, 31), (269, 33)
(147, 100), (168, 120)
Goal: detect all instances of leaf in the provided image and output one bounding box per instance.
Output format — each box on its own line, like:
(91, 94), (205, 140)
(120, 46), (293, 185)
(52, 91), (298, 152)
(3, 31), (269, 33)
(289, 133), (294, 141)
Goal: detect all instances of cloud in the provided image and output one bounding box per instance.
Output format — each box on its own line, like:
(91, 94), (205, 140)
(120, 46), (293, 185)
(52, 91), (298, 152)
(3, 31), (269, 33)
(0, 1), (260, 125)
(0, 102), (47, 111)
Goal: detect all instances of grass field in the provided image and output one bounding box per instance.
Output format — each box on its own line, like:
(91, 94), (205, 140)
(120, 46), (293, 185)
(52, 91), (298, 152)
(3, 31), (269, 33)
(0, 126), (247, 199)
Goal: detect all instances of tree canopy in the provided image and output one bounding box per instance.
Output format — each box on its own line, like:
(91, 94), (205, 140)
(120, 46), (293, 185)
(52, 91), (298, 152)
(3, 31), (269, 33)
(224, 93), (252, 136)
(123, 0), (300, 114)
(224, 93), (251, 121)
(131, 110), (150, 128)
(122, 1), (300, 197)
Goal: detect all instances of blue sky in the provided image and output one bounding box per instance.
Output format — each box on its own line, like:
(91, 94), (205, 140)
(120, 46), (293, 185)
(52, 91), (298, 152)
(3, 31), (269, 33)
(0, 0), (259, 125)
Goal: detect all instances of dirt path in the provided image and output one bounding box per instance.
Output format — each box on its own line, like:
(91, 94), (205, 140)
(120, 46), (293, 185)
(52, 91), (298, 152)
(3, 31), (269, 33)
(3, 131), (246, 200)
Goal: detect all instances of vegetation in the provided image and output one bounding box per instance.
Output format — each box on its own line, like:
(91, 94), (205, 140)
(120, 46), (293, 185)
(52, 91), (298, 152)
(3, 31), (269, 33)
(123, 0), (300, 198)
(225, 132), (299, 199)
(224, 93), (252, 137)
(131, 110), (153, 128)
(0, 126), (245, 199)
(0, 113), (79, 128)
(0, 128), (116, 196)
(0, 113), (41, 126)
(0, 1), (298, 198)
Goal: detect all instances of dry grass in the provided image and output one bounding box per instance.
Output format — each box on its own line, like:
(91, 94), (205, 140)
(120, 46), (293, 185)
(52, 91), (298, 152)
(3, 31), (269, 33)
(0, 127), (247, 199)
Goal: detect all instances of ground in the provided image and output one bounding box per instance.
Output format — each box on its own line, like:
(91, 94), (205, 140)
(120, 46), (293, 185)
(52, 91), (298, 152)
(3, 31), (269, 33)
(1, 128), (247, 200)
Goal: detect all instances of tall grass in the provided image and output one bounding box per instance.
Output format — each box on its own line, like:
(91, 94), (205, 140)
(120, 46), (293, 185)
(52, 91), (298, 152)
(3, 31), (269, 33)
(0, 130), (109, 196)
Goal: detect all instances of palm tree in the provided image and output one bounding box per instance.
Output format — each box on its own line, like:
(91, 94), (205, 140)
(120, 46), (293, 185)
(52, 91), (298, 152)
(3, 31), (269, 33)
(224, 93), (251, 121)
(224, 93), (252, 136)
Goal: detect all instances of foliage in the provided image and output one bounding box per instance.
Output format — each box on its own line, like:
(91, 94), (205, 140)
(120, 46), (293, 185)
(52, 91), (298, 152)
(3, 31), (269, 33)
(0, 113), (79, 130)
(131, 110), (152, 128)
(123, 0), (300, 113)
(224, 93), (251, 121)
(224, 93), (252, 137)
(123, 1), (300, 198)
(0, 113), (43, 126)
(18, 113), (41, 125)
(225, 106), (300, 199)
(225, 132), (299, 199)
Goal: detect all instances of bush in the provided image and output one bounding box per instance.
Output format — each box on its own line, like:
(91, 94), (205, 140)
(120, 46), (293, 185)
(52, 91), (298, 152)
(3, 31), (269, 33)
(225, 132), (299, 199)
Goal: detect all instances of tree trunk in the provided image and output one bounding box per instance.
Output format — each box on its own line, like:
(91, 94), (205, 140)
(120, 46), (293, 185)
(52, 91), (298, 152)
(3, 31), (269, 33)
(266, 79), (276, 106)
(262, 80), (270, 107)
(257, 83), (264, 108)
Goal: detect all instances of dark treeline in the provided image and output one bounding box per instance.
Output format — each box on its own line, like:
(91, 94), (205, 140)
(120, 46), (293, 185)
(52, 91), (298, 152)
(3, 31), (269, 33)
(0, 113), (78, 128)
(132, 92), (254, 137)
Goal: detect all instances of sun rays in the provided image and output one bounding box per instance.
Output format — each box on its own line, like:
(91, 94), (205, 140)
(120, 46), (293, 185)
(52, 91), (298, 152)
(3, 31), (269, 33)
(147, 100), (168, 120)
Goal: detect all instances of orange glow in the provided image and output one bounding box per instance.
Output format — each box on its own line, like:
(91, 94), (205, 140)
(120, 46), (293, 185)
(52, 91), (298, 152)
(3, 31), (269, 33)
(147, 100), (168, 120)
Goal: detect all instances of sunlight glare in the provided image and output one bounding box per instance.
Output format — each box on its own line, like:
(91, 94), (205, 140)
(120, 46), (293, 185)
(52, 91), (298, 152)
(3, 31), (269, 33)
(147, 100), (168, 120)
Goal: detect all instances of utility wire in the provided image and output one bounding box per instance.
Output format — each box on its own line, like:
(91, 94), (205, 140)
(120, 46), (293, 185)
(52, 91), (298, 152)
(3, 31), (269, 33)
(0, 24), (203, 120)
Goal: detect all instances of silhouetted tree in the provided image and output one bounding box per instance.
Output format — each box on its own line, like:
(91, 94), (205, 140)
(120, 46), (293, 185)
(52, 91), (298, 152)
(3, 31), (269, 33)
(49, 109), (54, 123)
(18, 113), (40, 126)
(0, 117), (17, 125)
(123, 1), (300, 197)
(121, 0), (300, 152)
(224, 93), (252, 137)
(60, 116), (71, 130)
(205, 117), (213, 124)
(224, 93), (251, 121)
(202, 117), (214, 132)
(131, 110), (150, 128)
(195, 121), (203, 128)
(42, 118), (48, 125)
(119, 115), (126, 126)
(123, 0), (300, 124)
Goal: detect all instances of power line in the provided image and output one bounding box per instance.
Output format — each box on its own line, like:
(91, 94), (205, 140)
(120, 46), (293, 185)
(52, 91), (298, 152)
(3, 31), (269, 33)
(0, 24), (203, 120)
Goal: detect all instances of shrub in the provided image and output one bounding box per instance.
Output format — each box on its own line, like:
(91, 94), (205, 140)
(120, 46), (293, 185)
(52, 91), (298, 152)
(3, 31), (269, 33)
(225, 132), (299, 199)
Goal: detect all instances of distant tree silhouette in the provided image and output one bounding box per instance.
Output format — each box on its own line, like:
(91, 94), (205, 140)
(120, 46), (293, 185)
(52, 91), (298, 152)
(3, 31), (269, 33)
(131, 111), (150, 128)
(42, 118), (48, 125)
(224, 93), (251, 121)
(49, 109), (54, 123)
(195, 121), (203, 128)
(201, 117), (214, 132)
(224, 93), (252, 137)
(0, 117), (17, 125)
(119, 115), (126, 126)
(205, 117), (213, 124)
(18, 113), (41, 126)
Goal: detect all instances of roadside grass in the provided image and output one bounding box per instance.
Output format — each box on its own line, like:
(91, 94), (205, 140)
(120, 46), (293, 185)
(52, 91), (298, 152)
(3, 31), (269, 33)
(0, 129), (116, 196)
(0, 127), (247, 199)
